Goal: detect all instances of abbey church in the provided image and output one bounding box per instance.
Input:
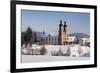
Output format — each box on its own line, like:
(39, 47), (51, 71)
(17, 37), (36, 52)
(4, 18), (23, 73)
(58, 20), (68, 45)
(32, 20), (77, 45)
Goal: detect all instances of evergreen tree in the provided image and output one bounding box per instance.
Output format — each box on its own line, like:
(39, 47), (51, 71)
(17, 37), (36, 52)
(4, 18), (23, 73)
(25, 27), (33, 47)
(21, 32), (25, 46)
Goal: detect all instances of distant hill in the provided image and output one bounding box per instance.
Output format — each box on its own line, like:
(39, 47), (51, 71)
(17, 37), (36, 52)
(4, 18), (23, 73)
(32, 31), (90, 39)
(32, 31), (49, 38)
(33, 31), (58, 37)
(68, 33), (90, 39)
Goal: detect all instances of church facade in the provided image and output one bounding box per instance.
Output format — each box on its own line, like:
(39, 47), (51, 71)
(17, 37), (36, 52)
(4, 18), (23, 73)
(41, 20), (69, 45)
(32, 20), (76, 45)
(41, 34), (58, 45)
(58, 20), (69, 45)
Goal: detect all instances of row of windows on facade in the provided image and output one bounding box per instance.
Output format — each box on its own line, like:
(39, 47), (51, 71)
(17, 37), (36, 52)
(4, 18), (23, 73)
(35, 35), (77, 45)
(41, 36), (58, 45)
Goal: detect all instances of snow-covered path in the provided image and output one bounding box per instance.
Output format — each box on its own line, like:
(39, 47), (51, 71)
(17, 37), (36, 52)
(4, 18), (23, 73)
(22, 55), (90, 63)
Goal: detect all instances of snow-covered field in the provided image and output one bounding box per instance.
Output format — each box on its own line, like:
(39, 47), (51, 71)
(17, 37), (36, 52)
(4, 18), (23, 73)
(22, 55), (90, 63)
(22, 44), (90, 56)
(21, 44), (90, 63)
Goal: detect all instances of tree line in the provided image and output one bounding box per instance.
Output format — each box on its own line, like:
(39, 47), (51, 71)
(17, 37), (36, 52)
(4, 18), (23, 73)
(21, 27), (37, 47)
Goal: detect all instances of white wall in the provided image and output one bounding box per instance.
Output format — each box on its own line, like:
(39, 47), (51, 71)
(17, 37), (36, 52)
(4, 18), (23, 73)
(0, 0), (99, 73)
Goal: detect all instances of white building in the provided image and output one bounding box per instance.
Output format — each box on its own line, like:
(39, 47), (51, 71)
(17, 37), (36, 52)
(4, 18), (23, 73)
(42, 34), (58, 45)
(79, 37), (90, 46)
(67, 36), (77, 44)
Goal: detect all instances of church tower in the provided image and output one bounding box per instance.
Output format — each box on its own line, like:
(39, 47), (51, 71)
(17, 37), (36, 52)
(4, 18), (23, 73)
(58, 20), (68, 45)
(58, 20), (63, 45)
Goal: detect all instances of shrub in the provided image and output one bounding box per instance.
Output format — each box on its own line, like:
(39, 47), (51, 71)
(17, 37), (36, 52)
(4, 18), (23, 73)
(40, 45), (47, 55)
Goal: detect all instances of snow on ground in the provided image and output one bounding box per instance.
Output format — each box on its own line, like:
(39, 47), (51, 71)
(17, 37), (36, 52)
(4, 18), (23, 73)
(22, 44), (90, 57)
(22, 55), (90, 63)
(21, 44), (90, 63)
